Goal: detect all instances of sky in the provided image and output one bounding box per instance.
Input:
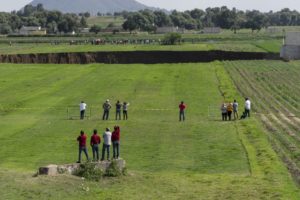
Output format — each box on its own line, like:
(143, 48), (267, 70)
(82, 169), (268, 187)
(0, 0), (299, 12)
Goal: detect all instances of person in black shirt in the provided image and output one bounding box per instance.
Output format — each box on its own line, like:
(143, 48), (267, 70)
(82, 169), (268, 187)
(115, 100), (122, 120)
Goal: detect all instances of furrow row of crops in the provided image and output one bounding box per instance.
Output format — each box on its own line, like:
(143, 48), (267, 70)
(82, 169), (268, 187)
(259, 63), (300, 108)
(224, 61), (300, 182)
(227, 63), (300, 148)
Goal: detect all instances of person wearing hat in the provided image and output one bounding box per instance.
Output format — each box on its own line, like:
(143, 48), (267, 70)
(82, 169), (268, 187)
(102, 99), (112, 120)
(101, 128), (112, 161)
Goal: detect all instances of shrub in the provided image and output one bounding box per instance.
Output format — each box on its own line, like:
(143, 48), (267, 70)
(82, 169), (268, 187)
(162, 33), (182, 45)
(74, 162), (103, 181)
(105, 160), (122, 177)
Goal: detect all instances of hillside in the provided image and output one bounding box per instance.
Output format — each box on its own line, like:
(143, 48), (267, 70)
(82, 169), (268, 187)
(29, 0), (150, 14)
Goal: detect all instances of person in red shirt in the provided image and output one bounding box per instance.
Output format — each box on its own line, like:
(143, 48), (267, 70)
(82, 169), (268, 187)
(77, 130), (89, 163)
(90, 129), (101, 161)
(111, 126), (120, 159)
(179, 101), (186, 121)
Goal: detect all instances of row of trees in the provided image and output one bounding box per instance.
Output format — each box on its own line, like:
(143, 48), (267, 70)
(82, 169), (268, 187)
(0, 4), (87, 34)
(122, 7), (300, 32)
(1, 4), (300, 35)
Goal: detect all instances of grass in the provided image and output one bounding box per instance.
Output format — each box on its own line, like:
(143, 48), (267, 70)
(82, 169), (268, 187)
(0, 62), (299, 199)
(224, 60), (300, 184)
(0, 39), (281, 55)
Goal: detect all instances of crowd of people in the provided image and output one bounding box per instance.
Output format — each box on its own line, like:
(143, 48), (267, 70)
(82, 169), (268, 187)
(76, 98), (251, 163)
(221, 98), (251, 121)
(79, 100), (130, 121)
(77, 126), (121, 163)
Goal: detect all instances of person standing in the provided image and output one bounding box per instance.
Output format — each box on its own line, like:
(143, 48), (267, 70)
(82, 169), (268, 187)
(123, 102), (130, 120)
(112, 126), (120, 159)
(101, 128), (112, 161)
(233, 100), (239, 120)
(90, 129), (101, 161)
(245, 98), (251, 117)
(102, 99), (112, 120)
(79, 101), (87, 120)
(221, 103), (228, 121)
(77, 130), (89, 163)
(227, 102), (233, 121)
(115, 100), (122, 120)
(179, 101), (186, 121)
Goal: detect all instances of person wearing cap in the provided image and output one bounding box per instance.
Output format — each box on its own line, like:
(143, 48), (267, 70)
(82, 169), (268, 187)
(77, 130), (89, 163)
(101, 128), (112, 161)
(90, 129), (101, 161)
(79, 101), (87, 120)
(102, 99), (112, 120)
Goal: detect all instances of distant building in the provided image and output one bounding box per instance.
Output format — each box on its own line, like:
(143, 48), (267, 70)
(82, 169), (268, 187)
(280, 32), (300, 60)
(202, 27), (221, 34)
(155, 26), (185, 34)
(19, 26), (47, 35)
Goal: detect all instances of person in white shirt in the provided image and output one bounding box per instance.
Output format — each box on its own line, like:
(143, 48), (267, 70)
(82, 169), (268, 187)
(79, 101), (87, 120)
(123, 102), (130, 120)
(233, 100), (239, 120)
(244, 98), (251, 117)
(101, 128), (112, 161)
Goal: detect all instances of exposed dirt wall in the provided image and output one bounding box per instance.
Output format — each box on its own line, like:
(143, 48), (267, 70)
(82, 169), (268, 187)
(0, 51), (280, 64)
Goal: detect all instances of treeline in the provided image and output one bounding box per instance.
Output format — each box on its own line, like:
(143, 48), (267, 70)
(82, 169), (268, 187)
(1, 4), (300, 35)
(120, 7), (300, 32)
(0, 4), (88, 34)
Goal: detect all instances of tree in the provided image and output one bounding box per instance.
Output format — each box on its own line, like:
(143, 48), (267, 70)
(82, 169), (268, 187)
(122, 18), (137, 33)
(23, 5), (35, 16)
(36, 4), (44, 12)
(162, 33), (182, 45)
(153, 11), (172, 27)
(80, 16), (87, 27)
(122, 12), (153, 32)
(46, 21), (57, 33)
(245, 10), (266, 32)
(190, 9), (205, 20)
(89, 24), (102, 34)
(0, 24), (12, 34)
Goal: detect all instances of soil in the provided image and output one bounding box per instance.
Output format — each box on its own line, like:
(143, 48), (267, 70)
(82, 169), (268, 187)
(0, 51), (280, 64)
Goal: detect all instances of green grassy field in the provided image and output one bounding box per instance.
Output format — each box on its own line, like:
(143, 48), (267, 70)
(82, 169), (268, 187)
(0, 62), (299, 199)
(225, 60), (300, 184)
(0, 39), (281, 55)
